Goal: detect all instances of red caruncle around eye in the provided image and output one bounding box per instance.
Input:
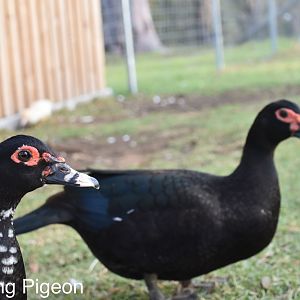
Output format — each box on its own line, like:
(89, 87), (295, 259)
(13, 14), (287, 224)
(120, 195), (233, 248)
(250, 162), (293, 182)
(11, 145), (41, 166)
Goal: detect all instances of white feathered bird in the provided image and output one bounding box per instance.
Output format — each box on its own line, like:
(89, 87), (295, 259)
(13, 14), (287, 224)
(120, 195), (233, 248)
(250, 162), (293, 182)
(19, 99), (53, 128)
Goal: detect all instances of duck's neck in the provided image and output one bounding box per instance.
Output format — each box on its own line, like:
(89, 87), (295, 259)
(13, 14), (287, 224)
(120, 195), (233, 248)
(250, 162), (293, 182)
(0, 188), (24, 211)
(234, 123), (278, 176)
(0, 190), (26, 300)
(226, 125), (281, 255)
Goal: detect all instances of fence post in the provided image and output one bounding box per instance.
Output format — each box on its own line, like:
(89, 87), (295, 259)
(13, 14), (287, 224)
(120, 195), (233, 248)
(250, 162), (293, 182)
(211, 0), (224, 70)
(268, 0), (278, 54)
(121, 0), (138, 94)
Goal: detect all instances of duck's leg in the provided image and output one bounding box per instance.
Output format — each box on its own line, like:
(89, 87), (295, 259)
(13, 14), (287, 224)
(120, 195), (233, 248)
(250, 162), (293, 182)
(144, 273), (165, 300)
(171, 280), (198, 300)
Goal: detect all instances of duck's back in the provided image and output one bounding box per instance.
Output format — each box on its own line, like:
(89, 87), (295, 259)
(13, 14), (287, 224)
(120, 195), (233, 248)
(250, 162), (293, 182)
(67, 169), (279, 280)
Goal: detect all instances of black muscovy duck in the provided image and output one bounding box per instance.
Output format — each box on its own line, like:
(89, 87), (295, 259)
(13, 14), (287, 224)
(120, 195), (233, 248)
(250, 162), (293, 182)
(14, 100), (300, 300)
(0, 135), (99, 300)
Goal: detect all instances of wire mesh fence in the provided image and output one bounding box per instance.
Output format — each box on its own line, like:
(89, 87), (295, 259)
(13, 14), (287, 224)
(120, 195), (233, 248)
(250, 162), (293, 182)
(101, 0), (300, 93)
(151, 0), (212, 46)
(222, 0), (300, 45)
(102, 0), (300, 50)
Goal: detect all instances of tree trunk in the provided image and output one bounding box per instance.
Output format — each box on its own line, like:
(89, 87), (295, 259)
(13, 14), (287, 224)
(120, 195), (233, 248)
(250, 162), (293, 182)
(131, 0), (163, 52)
(101, 0), (162, 53)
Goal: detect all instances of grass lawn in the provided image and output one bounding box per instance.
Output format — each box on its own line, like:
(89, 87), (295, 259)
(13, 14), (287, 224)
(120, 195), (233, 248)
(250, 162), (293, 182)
(107, 38), (300, 96)
(2, 39), (300, 299)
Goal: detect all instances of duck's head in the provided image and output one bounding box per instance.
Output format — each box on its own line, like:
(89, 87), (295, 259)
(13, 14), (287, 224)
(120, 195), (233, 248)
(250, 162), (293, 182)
(0, 135), (99, 199)
(249, 100), (300, 148)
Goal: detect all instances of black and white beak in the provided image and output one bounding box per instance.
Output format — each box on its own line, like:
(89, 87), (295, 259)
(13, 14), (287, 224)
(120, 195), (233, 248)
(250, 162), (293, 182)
(42, 162), (99, 189)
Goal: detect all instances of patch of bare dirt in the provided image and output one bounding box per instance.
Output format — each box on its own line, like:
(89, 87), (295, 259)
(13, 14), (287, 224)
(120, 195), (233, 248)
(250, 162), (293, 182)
(49, 87), (300, 169)
(124, 85), (300, 116)
(49, 127), (191, 170)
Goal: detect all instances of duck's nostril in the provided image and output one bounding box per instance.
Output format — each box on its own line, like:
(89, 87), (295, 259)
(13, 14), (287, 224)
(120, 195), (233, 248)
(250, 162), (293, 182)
(58, 166), (70, 174)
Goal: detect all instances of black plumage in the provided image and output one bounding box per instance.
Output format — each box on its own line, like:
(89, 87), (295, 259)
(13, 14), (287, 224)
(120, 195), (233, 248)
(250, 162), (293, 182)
(0, 135), (98, 300)
(14, 100), (300, 299)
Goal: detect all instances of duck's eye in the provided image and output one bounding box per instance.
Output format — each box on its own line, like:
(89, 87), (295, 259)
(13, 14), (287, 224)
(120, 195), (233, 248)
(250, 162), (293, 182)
(279, 109), (288, 119)
(18, 150), (32, 162)
(11, 145), (40, 166)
